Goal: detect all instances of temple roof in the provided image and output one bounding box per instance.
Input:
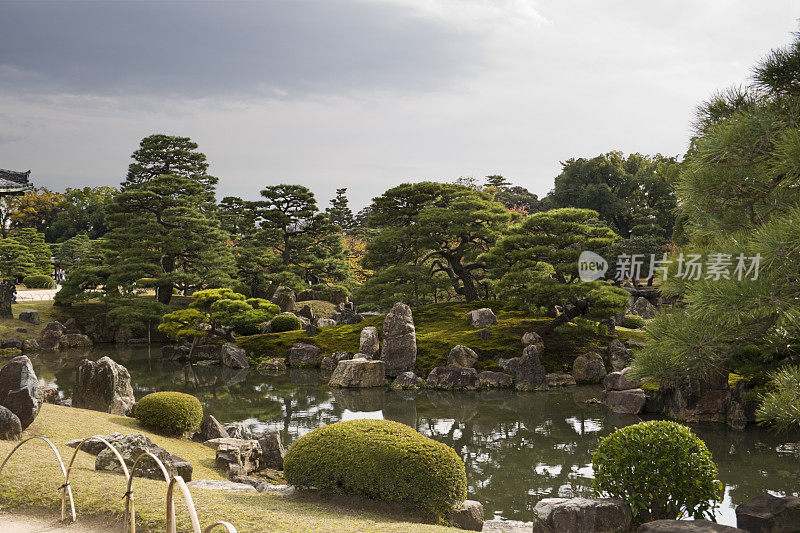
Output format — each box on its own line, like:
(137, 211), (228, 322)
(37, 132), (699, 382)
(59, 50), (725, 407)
(0, 168), (32, 195)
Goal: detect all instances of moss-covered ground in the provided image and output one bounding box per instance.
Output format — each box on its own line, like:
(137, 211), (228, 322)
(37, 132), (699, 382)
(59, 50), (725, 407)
(0, 404), (460, 533)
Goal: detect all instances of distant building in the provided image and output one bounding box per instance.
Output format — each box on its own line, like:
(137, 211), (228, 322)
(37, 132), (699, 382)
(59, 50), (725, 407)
(0, 168), (33, 196)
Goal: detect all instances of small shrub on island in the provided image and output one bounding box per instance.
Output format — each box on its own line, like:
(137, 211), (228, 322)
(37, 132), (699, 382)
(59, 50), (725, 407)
(270, 314), (303, 333)
(620, 314), (646, 329)
(592, 420), (721, 524)
(284, 419), (467, 522)
(22, 274), (55, 289)
(134, 391), (203, 436)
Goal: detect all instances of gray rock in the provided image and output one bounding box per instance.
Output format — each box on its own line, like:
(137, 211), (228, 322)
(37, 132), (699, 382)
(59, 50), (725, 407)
(18, 310), (39, 325)
(95, 433), (192, 481)
(38, 322), (65, 351)
(316, 318), (337, 328)
(532, 497), (632, 533)
(257, 358), (287, 374)
(503, 346), (548, 391)
(481, 520), (532, 532)
(522, 331), (545, 355)
(257, 430), (285, 471)
(320, 356), (338, 371)
(21, 339), (39, 352)
(336, 308), (364, 325)
(626, 339), (646, 349)
(602, 389), (647, 415)
(638, 520), (745, 532)
(735, 494), (800, 532)
(359, 326), (380, 358)
(289, 343), (321, 367)
(546, 373), (576, 388)
(606, 338), (631, 372)
(193, 344), (223, 361)
(329, 358), (386, 388)
(221, 343), (249, 369)
(72, 356), (136, 416)
(450, 500), (484, 531)
(390, 371), (424, 390)
(161, 344), (190, 361)
(478, 371), (513, 389)
(380, 303), (417, 377)
(0, 338), (21, 349)
(221, 423), (254, 440)
(631, 297), (656, 319)
(255, 482), (295, 496)
(466, 308), (497, 328)
(211, 438), (260, 476)
(66, 432), (127, 455)
(572, 352), (607, 384)
(0, 405), (22, 440)
(297, 304), (315, 321)
(186, 479), (258, 493)
(603, 367), (641, 391)
(448, 345), (478, 368)
(194, 415), (229, 442)
(270, 286), (297, 313)
(59, 333), (93, 349)
(0, 355), (42, 429)
(426, 366), (479, 391)
(40, 386), (60, 405)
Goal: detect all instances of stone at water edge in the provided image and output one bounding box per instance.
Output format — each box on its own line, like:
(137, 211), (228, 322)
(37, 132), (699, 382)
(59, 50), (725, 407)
(531, 497), (631, 533)
(38, 321), (65, 351)
(21, 339), (39, 352)
(466, 308), (497, 328)
(161, 344), (190, 362)
(572, 352), (607, 384)
(221, 343), (249, 369)
(602, 389), (647, 415)
(478, 371), (513, 389)
(0, 405), (22, 440)
(426, 366), (480, 391)
(450, 500), (484, 531)
(358, 326), (380, 359)
(603, 367), (641, 391)
(40, 386), (60, 405)
(380, 302), (417, 377)
(0, 355), (43, 429)
(1, 338), (22, 349)
(289, 343), (321, 367)
(194, 415), (230, 442)
(329, 358), (386, 388)
(501, 345), (548, 391)
(735, 493), (800, 532)
(257, 358), (287, 375)
(606, 338), (631, 372)
(390, 371), (424, 390)
(447, 345), (478, 368)
(18, 309), (39, 325)
(72, 356), (136, 416)
(257, 430), (285, 471)
(637, 520), (746, 532)
(546, 374), (576, 387)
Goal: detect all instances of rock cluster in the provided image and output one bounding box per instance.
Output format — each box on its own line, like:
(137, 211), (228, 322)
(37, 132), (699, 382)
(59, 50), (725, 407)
(531, 497), (631, 533)
(38, 321), (93, 351)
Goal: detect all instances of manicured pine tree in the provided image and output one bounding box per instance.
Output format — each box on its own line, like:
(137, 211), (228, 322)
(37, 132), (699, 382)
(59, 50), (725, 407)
(326, 188), (355, 231)
(11, 228), (51, 275)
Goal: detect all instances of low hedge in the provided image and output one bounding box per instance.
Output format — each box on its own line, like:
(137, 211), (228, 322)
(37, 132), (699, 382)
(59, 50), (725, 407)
(270, 314), (303, 333)
(134, 391), (203, 435)
(284, 419), (467, 521)
(620, 314), (646, 329)
(22, 275), (55, 289)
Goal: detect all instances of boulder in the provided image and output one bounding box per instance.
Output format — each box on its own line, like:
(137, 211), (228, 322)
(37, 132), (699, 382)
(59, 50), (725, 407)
(466, 308), (497, 328)
(193, 344), (223, 361)
(531, 497), (632, 533)
(0, 405), (22, 440)
(40, 386), (60, 405)
(194, 415), (230, 442)
(336, 308), (364, 325)
(289, 343), (321, 367)
(602, 389), (647, 414)
(257, 430), (285, 471)
(478, 371), (513, 389)
(304, 323), (319, 336)
(380, 302), (417, 377)
(59, 333), (93, 349)
(21, 339), (39, 352)
(502, 346), (548, 391)
(255, 482), (295, 496)
(572, 352), (607, 384)
(663, 372), (730, 423)
(18, 309), (39, 325)
(221, 423), (253, 440)
(0, 338), (21, 349)
(95, 433), (192, 481)
(0, 355), (42, 429)
(482, 520), (532, 532)
(631, 297), (656, 319)
(390, 371), (424, 390)
(448, 345), (478, 368)
(186, 479), (258, 493)
(66, 432), (127, 455)
(606, 338), (631, 372)
(161, 344), (190, 362)
(522, 331), (545, 355)
(72, 356), (136, 416)
(329, 358), (386, 388)
(626, 339), (646, 349)
(736, 494), (800, 532)
(212, 438), (260, 476)
(270, 286), (297, 313)
(359, 326), (380, 358)
(450, 500), (485, 531)
(221, 343), (249, 369)
(316, 318), (337, 328)
(320, 356), (338, 371)
(257, 358), (287, 375)
(426, 366), (479, 391)
(603, 367), (641, 391)
(546, 373), (577, 388)
(297, 304), (315, 321)
(638, 520), (745, 532)
(38, 322), (65, 351)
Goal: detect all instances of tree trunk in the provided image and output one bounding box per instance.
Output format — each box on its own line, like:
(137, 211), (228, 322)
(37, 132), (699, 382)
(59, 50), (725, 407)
(0, 282), (13, 318)
(544, 299), (590, 333)
(157, 284), (173, 305)
(451, 261), (479, 302)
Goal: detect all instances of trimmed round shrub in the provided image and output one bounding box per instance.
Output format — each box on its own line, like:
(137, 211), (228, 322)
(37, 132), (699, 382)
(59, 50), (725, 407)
(270, 314), (302, 333)
(22, 275), (55, 289)
(134, 391), (203, 435)
(592, 420), (721, 524)
(284, 419), (467, 521)
(620, 314), (646, 329)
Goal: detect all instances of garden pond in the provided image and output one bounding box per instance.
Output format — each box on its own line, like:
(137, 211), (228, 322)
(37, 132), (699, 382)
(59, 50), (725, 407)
(30, 345), (800, 527)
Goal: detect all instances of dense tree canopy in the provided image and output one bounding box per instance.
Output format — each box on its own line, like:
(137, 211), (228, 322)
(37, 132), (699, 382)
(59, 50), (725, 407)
(47, 186), (116, 242)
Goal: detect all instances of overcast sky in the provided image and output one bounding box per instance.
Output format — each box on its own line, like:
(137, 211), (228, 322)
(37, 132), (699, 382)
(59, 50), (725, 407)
(0, 1), (797, 210)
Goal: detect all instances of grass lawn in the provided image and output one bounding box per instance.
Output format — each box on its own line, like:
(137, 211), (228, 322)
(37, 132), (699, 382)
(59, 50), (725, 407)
(1, 301), (62, 341)
(0, 404), (460, 533)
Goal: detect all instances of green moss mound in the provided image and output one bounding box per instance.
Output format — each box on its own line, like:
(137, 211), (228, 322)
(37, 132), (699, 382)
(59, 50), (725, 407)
(620, 314), (646, 329)
(134, 391), (203, 435)
(271, 314), (303, 333)
(592, 420), (721, 524)
(284, 419), (467, 521)
(22, 274), (55, 289)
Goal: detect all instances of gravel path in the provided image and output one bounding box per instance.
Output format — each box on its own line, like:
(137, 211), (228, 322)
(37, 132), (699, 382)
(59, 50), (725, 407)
(0, 513), (118, 533)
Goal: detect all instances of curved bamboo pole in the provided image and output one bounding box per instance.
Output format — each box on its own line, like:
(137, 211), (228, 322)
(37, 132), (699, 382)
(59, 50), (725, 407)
(202, 522), (237, 533)
(125, 451), (173, 533)
(0, 436), (75, 522)
(165, 475), (202, 533)
(63, 436), (130, 526)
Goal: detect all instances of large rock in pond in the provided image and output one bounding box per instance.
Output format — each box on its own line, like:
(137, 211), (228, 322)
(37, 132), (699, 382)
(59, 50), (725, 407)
(606, 338), (631, 372)
(602, 389), (647, 415)
(448, 345), (478, 368)
(270, 286), (297, 313)
(359, 326), (380, 359)
(257, 358), (287, 375)
(72, 357), (136, 416)
(736, 494), (800, 532)
(501, 345), (548, 391)
(0, 406), (22, 440)
(426, 366), (479, 391)
(161, 344), (190, 362)
(221, 343), (249, 369)
(450, 500), (485, 531)
(18, 309), (40, 325)
(466, 308), (497, 328)
(522, 331), (545, 354)
(603, 367), (641, 391)
(390, 371), (424, 390)
(638, 520), (745, 532)
(663, 372), (730, 423)
(478, 371), (513, 389)
(380, 302), (417, 377)
(95, 433), (193, 481)
(59, 333), (93, 349)
(532, 497), (631, 533)
(572, 352), (607, 384)
(0, 355), (42, 429)
(38, 321), (65, 351)
(631, 297), (656, 319)
(289, 343), (321, 367)
(329, 358), (386, 388)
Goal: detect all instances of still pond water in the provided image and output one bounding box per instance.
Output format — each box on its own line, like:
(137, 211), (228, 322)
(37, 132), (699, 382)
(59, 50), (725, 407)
(29, 345), (800, 526)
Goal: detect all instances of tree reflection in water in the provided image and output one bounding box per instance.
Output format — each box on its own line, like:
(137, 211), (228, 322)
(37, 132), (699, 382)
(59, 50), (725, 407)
(31, 345), (800, 525)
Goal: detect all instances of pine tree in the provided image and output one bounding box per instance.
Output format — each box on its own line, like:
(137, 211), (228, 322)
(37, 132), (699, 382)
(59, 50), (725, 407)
(326, 188), (355, 231)
(11, 228), (51, 275)
(0, 237), (35, 280)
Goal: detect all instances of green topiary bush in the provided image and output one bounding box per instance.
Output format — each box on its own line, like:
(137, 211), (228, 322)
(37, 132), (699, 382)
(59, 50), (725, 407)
(270, 314), (303, 333)
(284, 419), (467, 521)
(134, 391), (203, 435)
(592, 420), (722, 524)
(22, 274), (55, 289)
(620, 314), (646, 329)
